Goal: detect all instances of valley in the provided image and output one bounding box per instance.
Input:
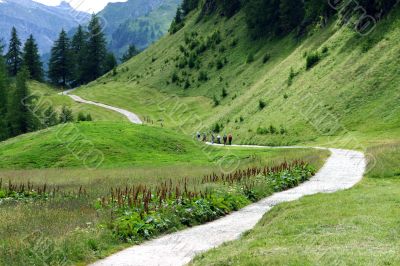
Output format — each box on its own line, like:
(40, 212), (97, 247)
(0, 0), (399, 265)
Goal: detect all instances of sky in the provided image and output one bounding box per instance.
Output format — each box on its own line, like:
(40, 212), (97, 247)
(33, 0), (127, 13)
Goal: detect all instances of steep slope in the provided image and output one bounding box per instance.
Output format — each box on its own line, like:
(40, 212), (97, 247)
(0, 0), (89, 53)
(99, 0), (180, 55)
(75, 5), (400, 147)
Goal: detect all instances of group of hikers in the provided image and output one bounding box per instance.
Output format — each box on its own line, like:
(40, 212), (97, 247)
(196, 132), (233, 145)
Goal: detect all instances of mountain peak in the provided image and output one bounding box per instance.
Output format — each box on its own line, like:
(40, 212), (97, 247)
(58, 1), (72, 9)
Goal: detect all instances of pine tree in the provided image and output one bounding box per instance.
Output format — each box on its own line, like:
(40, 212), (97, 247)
(104, 52), (117, 73)
(59, 105), (74, 123)
(22, 35), (44, 81)
(0, 46), (9, 140)
(121, 44), (139, 63)
(279, 0), (305, 34)
(7, 67), (32, 136)
(244, 0), (280, 38)
(43, 106), (58, 127)
(71, 25), (88, 86)
(83, 14), (107, 83)
(5, 27), (23, 76)
(182, 0), (199, 15)
(48, 29), (73, 87)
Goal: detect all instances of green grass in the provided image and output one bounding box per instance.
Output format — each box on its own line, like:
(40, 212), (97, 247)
(0, 3), (399, 266)
(74, 7), (400, 146)
(191, 141), (400, 265)
(0, 122), (328, 169)
(29, 81), (127, 123)
(0, 145), (328, 265)
(69, 6), (400, 265)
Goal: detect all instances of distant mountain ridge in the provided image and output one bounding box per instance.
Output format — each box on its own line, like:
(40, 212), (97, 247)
(99, 0), (181, 56)
(0, 0), (90, 54)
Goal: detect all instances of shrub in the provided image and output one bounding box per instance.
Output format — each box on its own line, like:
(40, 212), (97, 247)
(77, 112), (86, 122)
(198, 71), (209, 82)
(59, 105), (74, 123)
(78, 113), (93, 122)
(280, 126), (287, 135)
(184, 79), (191, 89)
(86, 114), (93, 121)
(269, 125), (277, 134)
(287, 67), (297, 86)
(221, 88), (228, 98)
(259, 100), (267, 110)
(171, 72), (179, 83)
(246, 53), (255, 63)
(216, 58), (224, 70)
(256, 127), (269, 135)
(230, 38), (238, 47)
(263, 53), (271, 64)
(212, 123), (223, 133)
(306, 51), (320, 70)
(213, 95), (220, 106)
(188, 53), (196, 68)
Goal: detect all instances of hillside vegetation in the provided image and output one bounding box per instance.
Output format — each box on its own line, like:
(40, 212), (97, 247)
(68, 2), (400, 264)
(75, 3), (400, 147)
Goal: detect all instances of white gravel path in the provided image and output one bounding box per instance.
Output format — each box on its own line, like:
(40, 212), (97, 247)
(61, 92), (366, 266)
(92, 148), (366, 266)
(61, 90), (143, 124)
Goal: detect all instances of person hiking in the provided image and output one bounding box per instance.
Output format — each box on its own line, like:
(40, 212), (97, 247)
(202, 132), (207, 142)
(223, 134), (228, 146)
(228, 133), (233, 145)
(196, 132), (201, 141)
(217, 134), (221, 144)
(211, 133), (215, 144)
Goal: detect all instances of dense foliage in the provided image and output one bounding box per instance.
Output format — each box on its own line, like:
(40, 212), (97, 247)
(173, 0), (399, 38)
(48, 15), (115, 87)
(97, 161), (316, 242)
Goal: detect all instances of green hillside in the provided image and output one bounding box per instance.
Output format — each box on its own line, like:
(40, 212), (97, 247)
(29, 82), (127, 122)
(68, 3), (400, 265)
(75, 6), (400, 147)
(0, 121), (320, 169)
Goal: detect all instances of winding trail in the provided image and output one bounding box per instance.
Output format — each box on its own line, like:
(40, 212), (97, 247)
(61, 90), (143, 124)
(62, 92), (366, 266)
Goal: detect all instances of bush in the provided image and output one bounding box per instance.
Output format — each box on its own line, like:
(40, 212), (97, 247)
(269, 125), (277, 134)
(77, 112), (93, 122)
(198, 71), (209, 82)
(256, 127), (269, 135)
(263, 53), (271, 64)
(212, 123), (223, 133)
(213, 95), (220, 106)
(59, 105), (74, 123)
(259, 100), (267, 110)
(171, 72), (179, 83)
(287, 67), (297, 86)
(221, 88), (228, 98)
(184, 79), (191, 89)
(230, 38), (238, 47)
(246, 53), (255, 64)
(306, 51), (320, 70)
(216, 58), (224, 70)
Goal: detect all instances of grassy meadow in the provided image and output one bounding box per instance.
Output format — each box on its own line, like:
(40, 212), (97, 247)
(0, 141), (328, 265)
(29, 81), (127, 123)
(191, 141), (400, 266)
